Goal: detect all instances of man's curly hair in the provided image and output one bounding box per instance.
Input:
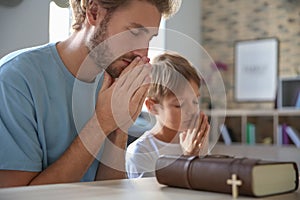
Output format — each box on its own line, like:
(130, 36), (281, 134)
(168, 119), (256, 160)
(69, 0), (181, 31)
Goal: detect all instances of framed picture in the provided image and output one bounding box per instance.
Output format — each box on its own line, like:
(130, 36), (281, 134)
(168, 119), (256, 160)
(234, 38), (279, 101)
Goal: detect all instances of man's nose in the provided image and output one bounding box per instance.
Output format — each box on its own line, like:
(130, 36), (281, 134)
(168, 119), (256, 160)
(132, 47), (149, 58)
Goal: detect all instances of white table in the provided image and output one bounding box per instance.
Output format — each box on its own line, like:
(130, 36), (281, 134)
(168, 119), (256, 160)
(0, 177), (299, 200)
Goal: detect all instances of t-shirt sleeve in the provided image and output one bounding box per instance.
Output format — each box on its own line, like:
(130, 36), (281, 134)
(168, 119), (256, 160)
(0, 79), (42, 171)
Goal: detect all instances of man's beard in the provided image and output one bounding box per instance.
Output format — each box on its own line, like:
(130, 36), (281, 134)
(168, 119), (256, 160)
(86, 14), (120, 78)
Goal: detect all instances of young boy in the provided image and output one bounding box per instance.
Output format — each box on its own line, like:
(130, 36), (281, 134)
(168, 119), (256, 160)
(126, 53), (210, 178)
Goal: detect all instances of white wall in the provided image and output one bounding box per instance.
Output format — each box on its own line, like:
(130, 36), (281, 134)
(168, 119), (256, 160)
(0, 0), (51, 58)
(165, 0), (202, 66)
(166, 0), (202, 44)
(0, 0), (202, 59)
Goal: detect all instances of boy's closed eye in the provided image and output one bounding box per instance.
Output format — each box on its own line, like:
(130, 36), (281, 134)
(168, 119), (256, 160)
(173, 104), (182, 108)
(193, 100), (199, 105)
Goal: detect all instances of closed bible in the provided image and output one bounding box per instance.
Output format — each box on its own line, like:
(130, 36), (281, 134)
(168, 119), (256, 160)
(155, 155), (299, 197)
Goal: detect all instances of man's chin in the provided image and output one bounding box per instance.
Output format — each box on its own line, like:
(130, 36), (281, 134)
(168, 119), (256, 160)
(105, 68), (121, 79)
(106, 61), (129, 78)
(106, 70), (118, 79)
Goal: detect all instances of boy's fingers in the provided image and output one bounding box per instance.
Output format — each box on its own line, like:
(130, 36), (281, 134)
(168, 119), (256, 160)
(199, 124), (210, 144)
(179, 132), (185, 143)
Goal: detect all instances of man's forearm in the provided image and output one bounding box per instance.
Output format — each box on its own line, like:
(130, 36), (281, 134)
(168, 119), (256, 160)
(29, 114), (107, 185)
(95, 129), (128, 180)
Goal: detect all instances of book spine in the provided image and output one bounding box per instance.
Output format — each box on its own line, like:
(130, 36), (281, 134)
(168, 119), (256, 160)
(220, 124), (232, 145)
(295, 91), (300, 108)
(277, 125), (283, 146)
(246, 123), (255, 145)
(282, 124), (292, 146)
(285, 126), (300, 148)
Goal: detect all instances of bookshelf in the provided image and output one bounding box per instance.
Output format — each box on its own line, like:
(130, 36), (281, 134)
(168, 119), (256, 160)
(206, 109), (300, 147)
(207, 109), (300, 168)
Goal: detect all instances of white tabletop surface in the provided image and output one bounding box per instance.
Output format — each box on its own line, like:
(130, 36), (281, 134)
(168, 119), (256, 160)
(0, 177), (299, 200)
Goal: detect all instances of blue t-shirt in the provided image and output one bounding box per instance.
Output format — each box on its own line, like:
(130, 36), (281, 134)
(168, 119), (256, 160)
(0, 43), (103, 181)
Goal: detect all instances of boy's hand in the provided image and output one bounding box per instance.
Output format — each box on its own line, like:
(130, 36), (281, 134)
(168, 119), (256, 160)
(179, 112), (210, 156)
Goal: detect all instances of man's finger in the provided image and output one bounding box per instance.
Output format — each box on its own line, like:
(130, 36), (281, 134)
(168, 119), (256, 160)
(129, 83), (150, 121)
(100, 72), (113, 92)
(128, 63), (151, 94)
(119, 56), (148, 81)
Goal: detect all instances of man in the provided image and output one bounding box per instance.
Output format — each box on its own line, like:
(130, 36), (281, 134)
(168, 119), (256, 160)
(0, 0), (180, 187)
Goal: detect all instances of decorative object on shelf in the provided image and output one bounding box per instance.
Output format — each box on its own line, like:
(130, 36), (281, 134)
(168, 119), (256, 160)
(201, 60), (228, 109)
(207, 60), (228, 82)
(234, 38), (279, 102)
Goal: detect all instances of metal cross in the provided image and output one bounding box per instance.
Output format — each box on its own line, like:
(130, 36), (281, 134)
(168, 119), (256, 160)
(227, 174), (242, 198)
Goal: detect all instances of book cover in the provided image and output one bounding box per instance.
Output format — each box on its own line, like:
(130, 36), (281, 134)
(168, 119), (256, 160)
(155, 155), (299, 198)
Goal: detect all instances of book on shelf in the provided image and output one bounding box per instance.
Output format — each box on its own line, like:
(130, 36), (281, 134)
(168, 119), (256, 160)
(277, 125), (283, 146)
(295, 91), (300, 108)
(246, 123), (255, 145)
(219, 124), (232, 145)
(282, 123), (292, 145)
(285, 126), (300, 148)
(155, 155), (299, 198)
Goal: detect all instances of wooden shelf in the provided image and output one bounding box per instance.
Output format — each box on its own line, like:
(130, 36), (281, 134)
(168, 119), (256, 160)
(211, 143), (300, 168)
(205, 109), (300, 147)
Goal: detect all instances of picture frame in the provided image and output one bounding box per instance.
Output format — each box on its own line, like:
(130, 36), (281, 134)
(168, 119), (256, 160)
(234, 38), (279, 102)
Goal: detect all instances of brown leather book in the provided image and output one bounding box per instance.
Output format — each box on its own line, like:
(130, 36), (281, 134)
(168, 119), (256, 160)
(155, 155), (299, 197)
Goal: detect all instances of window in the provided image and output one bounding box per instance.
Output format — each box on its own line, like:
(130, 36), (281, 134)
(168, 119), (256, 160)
(49, 1), (71, 42)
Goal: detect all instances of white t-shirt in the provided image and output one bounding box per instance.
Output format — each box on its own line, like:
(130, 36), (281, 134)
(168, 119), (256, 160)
(126, 131), (183, 178)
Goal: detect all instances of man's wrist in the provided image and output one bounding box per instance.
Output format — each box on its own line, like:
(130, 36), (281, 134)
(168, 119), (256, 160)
(108, 129), (128, 149)
(93, 112), (116, 136)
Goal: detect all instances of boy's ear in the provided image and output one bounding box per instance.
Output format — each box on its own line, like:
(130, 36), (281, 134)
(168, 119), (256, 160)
(145, 98), (159, 115)
(86, 0), (107, 26)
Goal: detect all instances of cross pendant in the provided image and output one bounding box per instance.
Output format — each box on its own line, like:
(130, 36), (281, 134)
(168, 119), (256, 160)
(227, 174), (242, 198)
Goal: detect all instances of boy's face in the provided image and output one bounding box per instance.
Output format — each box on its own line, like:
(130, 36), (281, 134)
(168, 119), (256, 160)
(157, 80), (200, 132)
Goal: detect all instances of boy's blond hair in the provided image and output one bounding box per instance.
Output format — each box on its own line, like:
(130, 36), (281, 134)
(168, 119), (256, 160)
(70, 0), (181, 31)
(148, 53), (201, 102)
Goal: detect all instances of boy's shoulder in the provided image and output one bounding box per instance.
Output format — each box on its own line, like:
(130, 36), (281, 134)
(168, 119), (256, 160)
(131, 131), (154, 145)
(127, 131), (156, 152)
